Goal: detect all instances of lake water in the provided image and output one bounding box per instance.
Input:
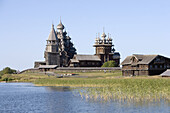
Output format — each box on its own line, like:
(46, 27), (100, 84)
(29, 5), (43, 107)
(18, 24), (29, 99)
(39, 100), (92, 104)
(0, 83), (169, 113)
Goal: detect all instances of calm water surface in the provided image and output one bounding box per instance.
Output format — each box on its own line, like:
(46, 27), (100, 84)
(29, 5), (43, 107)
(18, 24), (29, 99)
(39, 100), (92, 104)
(0, 83), (169, 113)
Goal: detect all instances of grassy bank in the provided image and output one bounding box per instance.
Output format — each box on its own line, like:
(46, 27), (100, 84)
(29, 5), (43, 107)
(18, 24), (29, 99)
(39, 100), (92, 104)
(0, 70), (121, 82)
(33, 71), (170, 102)
(0, 70), (169, 102)
(0, 73), (52, 82)
(78, 78), (170, 102)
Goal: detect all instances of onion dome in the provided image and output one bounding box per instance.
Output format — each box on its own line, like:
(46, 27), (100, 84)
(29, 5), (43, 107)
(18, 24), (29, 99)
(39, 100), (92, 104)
(95, 37), (99, 41)
(57, 20), (65, 30)
(112, 48), (116, 52)
(101, 32), (106, 39)
(95, 38), (99, 44)
(107, 33), (112, 44)
(108, 37), (112, 41)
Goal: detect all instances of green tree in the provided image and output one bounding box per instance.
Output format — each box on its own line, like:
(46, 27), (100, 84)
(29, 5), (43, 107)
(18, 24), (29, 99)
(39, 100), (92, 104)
(0, 67), (16, 81)
(0, 67), (16, 75)
(102, 60), (116, 67)
(0, 69), (3, 78)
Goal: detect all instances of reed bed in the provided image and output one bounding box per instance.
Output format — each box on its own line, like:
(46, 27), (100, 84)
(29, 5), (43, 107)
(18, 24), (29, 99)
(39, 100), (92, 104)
(79, 78), (170, 103)
(1, 71), (169, 103)
(34, 77), (170, 102)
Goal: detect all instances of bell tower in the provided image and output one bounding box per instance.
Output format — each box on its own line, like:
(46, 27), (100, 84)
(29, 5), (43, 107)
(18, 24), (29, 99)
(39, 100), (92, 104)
(93, 30), (120, 66)
(44, 24), (60, 66)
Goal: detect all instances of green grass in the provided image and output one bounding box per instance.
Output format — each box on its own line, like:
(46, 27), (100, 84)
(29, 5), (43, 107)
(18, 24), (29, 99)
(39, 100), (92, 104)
(0, 70), (169, 102)
(78, 78), (170, 102)
(55, 70), (122, 78)
(0, 70), (121, 82)
(0, 73), (52, 82)
(34, 75), (170, 102)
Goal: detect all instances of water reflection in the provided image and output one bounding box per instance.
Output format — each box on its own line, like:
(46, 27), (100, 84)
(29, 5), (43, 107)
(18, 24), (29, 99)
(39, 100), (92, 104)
(46, 86), (72, 92)
(0, 83), (169, 113)
(44, 86), (76, 113)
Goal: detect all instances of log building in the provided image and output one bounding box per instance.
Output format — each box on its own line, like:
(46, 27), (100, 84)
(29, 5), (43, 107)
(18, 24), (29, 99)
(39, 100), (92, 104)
(34, 20), (76, 68)
(93, 32), (120, 66)
(69, 55), (101, 67)
(69, 31), (120, 67)
(121, 54), (170, 76)
(34, 19), (120, 68)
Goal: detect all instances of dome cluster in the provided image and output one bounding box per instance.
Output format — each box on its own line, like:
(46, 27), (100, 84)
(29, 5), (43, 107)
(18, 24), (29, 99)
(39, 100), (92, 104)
(95, 32), (113, 45)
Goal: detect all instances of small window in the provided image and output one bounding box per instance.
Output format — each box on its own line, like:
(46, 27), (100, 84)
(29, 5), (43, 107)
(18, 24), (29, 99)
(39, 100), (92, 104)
(81, 62), (85, 65)
(164, 64), (166, 69)
(160, 65), (162, 68)
(88, 62), (91, 65)
(150, 65), (152, 68)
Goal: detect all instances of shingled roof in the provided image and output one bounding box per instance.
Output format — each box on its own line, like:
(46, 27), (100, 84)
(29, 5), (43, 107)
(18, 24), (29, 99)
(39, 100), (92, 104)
(121, 54), (158, 65)
(47, 24), (58, 41)
(73, 54), (101, 61)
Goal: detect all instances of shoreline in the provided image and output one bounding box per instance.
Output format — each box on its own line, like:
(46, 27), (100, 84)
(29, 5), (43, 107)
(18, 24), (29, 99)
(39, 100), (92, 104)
(0, 75), (169, 102)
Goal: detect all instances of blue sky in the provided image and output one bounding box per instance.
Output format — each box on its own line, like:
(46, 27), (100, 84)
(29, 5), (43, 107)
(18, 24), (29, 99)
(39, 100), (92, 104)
(0, 0), (170, 71)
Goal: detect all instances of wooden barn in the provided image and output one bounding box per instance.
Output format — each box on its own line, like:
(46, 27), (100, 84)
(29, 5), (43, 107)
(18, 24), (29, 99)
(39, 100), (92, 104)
(121, 54), (170, 76)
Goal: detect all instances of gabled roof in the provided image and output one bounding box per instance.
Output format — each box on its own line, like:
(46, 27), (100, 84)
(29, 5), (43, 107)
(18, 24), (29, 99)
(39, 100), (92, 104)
(73, 54), (101, 61)
(47, 24), (58, 41)
(133, 54), (143, 60)
(121, 54), (158, 65)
